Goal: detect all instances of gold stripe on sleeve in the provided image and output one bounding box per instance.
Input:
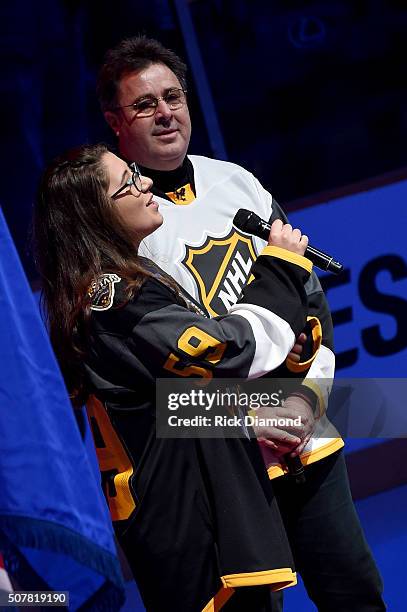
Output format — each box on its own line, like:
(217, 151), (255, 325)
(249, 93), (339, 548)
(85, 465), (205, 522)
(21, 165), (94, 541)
(221, 568), (297, 591)
(201, 568), (297, 611)
(286, 316), (322, 374)
(260, 245), (313, 273)
(267, 438), (345, 480)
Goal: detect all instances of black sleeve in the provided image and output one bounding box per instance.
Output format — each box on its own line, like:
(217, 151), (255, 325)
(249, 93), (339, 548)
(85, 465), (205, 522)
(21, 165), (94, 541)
(89, 249), (312, 385)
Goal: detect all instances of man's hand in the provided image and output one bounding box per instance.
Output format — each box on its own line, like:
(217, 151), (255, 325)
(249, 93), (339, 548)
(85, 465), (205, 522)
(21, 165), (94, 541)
(282, 395), (315, 457)
(252, 395), (316, 459)
(253, 405), (301, 456)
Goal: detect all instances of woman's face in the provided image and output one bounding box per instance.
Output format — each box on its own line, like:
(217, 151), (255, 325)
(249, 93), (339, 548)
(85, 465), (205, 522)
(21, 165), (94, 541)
(102, 151), (163, 242)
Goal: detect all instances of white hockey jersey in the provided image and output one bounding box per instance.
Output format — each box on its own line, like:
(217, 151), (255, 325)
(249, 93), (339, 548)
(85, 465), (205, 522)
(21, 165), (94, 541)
(139, 155), (343, 476)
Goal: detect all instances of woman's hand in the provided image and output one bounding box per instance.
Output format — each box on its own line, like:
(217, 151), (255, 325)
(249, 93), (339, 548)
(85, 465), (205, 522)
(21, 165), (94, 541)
(288, 332), (307, 363)
(268, 219), (308, 256)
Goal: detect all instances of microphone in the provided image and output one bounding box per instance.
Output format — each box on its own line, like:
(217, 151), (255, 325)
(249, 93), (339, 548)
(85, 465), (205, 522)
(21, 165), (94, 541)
(285, 455), (306, 485)
(233, 209), (343, 274)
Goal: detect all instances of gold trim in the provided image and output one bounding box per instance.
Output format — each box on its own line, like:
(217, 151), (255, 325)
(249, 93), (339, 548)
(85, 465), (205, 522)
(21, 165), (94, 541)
(201, 567), (297, 611)
(261, 246), (313, 273)
(267, 438), (345, 479)
(221, 568), (297, 590)
(184, 232), (257, 317)
(302, 378), (325, 417)
(201, 586), (234, 612)
(286, 316), (322, 373)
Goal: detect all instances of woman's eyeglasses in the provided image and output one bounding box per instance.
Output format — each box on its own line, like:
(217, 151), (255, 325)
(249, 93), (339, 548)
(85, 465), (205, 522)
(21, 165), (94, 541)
(111, 163), (143, 199)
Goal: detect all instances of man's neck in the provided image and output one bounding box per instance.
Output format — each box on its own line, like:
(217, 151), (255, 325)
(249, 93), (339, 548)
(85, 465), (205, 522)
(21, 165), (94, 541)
(139, 158), (195, 204)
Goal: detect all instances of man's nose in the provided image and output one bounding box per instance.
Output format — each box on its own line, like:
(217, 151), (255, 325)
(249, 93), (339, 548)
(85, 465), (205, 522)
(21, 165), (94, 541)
(155, 99), (173, 123)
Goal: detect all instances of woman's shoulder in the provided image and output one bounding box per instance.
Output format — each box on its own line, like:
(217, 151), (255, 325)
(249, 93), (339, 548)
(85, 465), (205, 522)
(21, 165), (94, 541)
(88, 271), (176, 315)
(87, 272), (179, 339)
(88, 273), (124, 312)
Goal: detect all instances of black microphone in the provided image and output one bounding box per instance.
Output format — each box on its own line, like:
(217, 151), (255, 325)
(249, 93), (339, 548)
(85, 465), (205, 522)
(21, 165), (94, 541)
(233, 209), (343, 274)
(285, 455), (306, 485)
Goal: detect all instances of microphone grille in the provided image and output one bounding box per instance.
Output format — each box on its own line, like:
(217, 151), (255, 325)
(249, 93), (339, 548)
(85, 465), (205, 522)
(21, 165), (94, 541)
(233, 209), (256, 232)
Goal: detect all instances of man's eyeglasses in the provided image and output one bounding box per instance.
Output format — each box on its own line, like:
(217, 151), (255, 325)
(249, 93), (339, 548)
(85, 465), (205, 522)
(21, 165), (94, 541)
(114, 88), (187, 118)
(111, 163), (142, 199)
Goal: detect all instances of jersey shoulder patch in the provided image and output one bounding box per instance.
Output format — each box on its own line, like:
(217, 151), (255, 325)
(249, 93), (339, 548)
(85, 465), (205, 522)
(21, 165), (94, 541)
(88, 274), (122, 311)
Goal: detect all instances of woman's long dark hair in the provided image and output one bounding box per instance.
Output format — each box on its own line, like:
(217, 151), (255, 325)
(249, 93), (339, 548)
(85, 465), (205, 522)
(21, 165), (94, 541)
(33, 143), (153, 406)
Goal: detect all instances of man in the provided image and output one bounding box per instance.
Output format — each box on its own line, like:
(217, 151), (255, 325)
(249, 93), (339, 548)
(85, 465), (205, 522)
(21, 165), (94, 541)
(97, 36), (385, 611)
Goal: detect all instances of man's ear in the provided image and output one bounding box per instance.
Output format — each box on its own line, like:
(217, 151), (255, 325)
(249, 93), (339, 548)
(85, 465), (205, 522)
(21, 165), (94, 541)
(104, 111), (121, 135)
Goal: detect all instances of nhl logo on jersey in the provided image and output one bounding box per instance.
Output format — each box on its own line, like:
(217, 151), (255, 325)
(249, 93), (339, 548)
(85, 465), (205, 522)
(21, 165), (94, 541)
(182, 228), (257, 316)
(88, 273), (121, 311)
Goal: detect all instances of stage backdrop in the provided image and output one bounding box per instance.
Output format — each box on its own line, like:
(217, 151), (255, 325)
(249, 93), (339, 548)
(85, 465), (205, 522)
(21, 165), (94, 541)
(289, 177), (407, 377)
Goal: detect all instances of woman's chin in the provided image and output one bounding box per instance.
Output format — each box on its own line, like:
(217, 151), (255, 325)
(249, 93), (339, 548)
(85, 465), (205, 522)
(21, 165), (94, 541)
(138, 214), (164, 242)
(150, 211), (164, 232)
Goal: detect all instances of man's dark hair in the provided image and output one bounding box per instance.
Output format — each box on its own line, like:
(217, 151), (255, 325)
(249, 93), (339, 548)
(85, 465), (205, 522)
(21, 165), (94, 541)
(97, 36), (188, 112)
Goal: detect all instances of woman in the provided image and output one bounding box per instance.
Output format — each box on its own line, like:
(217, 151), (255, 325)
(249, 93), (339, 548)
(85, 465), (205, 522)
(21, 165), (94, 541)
(34, 144), (313, 612)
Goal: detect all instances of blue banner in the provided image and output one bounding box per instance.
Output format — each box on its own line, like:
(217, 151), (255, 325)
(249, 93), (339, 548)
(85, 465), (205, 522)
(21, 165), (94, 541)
(0, 208), (125, 610)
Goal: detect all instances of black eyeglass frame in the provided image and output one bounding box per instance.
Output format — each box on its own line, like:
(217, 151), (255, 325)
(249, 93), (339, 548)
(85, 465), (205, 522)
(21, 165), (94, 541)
(112, 88), (187, 116)
(111, 163), (142, 199)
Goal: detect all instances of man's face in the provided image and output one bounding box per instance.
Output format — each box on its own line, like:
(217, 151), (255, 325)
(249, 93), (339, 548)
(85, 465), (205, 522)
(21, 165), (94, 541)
(105, 63), (191, 171)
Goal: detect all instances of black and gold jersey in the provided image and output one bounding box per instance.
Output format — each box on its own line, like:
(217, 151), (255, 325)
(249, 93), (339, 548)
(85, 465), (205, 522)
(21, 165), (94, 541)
(85, 247), (312, 611)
